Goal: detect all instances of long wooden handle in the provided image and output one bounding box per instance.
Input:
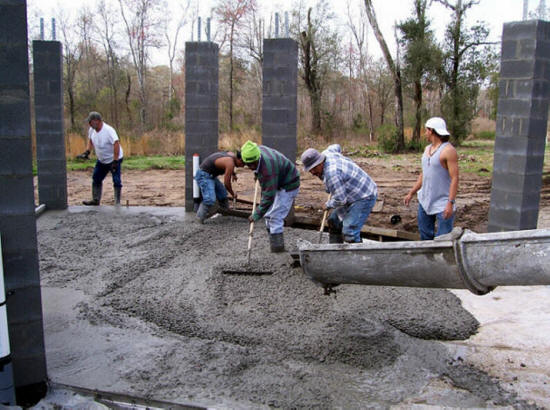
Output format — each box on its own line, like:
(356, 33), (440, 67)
(319, 194), (332, 244)
(247, 179), (260, 263)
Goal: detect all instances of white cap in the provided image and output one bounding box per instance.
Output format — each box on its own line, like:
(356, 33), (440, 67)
(425, 117), (450, 136)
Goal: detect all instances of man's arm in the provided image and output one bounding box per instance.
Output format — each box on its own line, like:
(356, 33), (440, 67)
(442, 145), (459, 219)
(216, 157), (237, 198)
(77, 131), (94, 159)
(113, 140), (120, 161)
(404, 174), (423, 206)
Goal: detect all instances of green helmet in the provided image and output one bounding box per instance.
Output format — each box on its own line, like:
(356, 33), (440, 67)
(241, 140), (261, 163)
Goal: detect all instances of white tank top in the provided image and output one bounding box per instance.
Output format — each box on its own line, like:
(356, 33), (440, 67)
(417, 142), (451, 215)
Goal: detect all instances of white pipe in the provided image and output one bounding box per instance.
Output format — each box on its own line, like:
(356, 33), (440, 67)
(35, 204), (46, 217)
(192, 154), (200, 199)
(0, 236), (16, 405)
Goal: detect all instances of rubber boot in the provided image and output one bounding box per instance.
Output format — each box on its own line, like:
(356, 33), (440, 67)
(329, 232), (344, 244)
(83, 184), (102, 206)
(270, 233), (285, 253)
(197, 202), (210, 224)
(114, 187), (121, 205)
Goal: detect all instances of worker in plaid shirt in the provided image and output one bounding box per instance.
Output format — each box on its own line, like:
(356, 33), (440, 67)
(301, 144), (377, 243)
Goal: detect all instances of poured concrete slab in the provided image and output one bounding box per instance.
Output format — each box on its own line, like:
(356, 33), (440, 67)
(32, 206), (545, 408)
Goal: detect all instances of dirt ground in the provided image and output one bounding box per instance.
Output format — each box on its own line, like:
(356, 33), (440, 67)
(63, 153), (521, 235)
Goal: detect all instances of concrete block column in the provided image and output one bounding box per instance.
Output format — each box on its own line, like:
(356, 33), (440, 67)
(262, 39), (298, 162)
(185, 42), (219, 211)
(33, 40), (67, 210)
(488, 20), (550, 232)
(0, 0), (48, 403)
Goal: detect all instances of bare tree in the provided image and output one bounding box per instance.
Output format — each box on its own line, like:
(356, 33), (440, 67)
(215, 0), (257, 131)
(95, 0), (122, 128)
(294, 0), (341, 134)
(347, 1), (374, 141)
(364, 0), (405, 152)
(164, 0), (191, 101)
(118, 0), (164, 127)
(58, 11), (81, 131)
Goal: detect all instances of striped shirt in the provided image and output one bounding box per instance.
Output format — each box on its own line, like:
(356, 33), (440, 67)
(253, 145), (300, 220)
(322, 144), (377, 208)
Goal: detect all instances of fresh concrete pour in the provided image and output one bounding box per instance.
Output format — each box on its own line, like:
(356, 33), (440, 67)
(37, 207), (534, 408)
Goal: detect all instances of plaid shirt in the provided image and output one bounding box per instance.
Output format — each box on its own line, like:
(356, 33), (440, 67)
(322, 144), (377, 208)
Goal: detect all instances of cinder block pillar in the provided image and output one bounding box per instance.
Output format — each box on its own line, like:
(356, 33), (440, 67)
(33, 40), (67, 210)
(185, 42), (219, 211)
(262, 39), (298, 162)
(488, 20), (550, 232)
(0, 0), (48, 403)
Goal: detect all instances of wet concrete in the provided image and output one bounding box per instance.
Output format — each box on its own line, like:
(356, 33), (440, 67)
(35, 206), (536, 408)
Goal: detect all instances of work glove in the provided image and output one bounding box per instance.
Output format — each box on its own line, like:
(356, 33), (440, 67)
(248, 214), (256, 223)
(110, 160), (119, 172)
(76, 149), (90, 160)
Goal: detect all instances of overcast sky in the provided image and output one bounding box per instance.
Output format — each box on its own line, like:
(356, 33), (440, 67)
(26, 0), (528, 66)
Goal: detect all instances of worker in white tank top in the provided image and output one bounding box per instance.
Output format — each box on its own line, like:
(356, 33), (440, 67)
(404, 117), (459, 240)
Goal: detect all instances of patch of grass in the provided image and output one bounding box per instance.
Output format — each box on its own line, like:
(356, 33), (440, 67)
(474, 130), (495, 140)
(67, 155), (185, 171)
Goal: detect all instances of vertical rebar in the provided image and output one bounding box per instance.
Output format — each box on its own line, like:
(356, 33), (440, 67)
(275, 12), (279, 38)
(39, 17), (44, 40)
(198, 17), (201, 42)
(285, 11), (289, 38)
(207, 17), (211, 42)
(51, 18), (56, 40)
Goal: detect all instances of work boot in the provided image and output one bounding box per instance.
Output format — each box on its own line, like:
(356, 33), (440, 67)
(83, 184), (102, 206)
(270, 233), (285, 253)
(329, 233), (344, 244)
(114, 186), (121, 205)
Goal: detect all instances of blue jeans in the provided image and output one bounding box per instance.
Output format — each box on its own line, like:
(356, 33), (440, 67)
(92, 158), (123, 187)
(194, 169), (227, 207)
(264, 188), (299, 234)
(417, 203), (454, 240)
(328, 194), (377, 243)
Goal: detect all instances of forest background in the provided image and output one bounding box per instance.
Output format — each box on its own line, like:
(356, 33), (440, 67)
(25, 0), (550, 158)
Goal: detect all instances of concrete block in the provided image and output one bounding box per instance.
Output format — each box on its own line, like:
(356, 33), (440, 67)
(488, 209), (522, 232)
(186, 120), (218, 136)
(6, 285), (43, 324)
(500, 40), (518, 60)
(8, 354), (47, 389)
(500, 60), (535, 79)
(0, 138), (33, 175)
(530, 98), (549, 119)
(0, 92), (31, 137)
(518, 38), (537, 58)
(0, 3), (29, 88)
(185, 94), (218, 108)
(502, 21), (539, 42)
(497, 98), (531, 117)
(0, 177), (35, 213)
(2, 249), (40, 290)
(0, 215), (38, 252)
(36, 143), (65, 159)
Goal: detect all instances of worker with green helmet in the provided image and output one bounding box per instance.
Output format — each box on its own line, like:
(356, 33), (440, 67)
(240, 140), (300, 253)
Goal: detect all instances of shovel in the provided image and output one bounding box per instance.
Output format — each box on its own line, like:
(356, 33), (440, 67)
(246, 178), (260, 264)
(319, 194), (332, 244)
(222, 178), (272, 275)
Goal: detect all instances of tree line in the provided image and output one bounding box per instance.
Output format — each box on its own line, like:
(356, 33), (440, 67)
(28, 0), (503, 151)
